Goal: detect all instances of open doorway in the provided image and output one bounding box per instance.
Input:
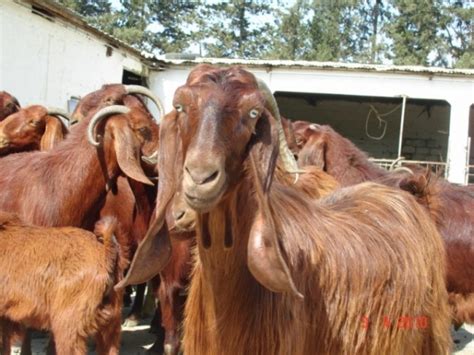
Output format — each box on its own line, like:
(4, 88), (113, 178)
(122, 69), (147, 86)
(275, 92), (450, 173)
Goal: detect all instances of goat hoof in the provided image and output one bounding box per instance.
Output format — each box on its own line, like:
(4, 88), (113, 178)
(122, 317), (139, 328)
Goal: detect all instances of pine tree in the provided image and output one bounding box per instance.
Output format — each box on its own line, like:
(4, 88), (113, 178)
(58, 0), (111, 16)
(440, 0), (473, 68)
(388, 0), (445, 66)
(266, 0), (312, 60)
(199, 1), (274, 59)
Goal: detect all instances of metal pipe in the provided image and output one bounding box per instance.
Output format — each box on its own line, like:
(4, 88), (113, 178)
(465, 136), (471, 184)
(397, 95), (408, 158)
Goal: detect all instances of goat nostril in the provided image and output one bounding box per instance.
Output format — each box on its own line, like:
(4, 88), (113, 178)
(175, 210), (185, 221)
(202, 171), (218, 185)
(185, 165), (220, 185)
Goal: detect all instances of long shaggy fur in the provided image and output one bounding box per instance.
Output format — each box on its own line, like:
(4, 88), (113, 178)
(295, 120), (474, 326)
(121, 65), (451, 355)
(184, 174), (451, 354)
(380, 170), (474, 325)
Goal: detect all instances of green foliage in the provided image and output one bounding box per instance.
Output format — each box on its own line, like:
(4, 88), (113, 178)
(58, 0), (111, 16)
(198, 1), (274, 59)
(388, 0), (446, 66)
(58, 0), (473, 68)
(266, 0), (311, 60)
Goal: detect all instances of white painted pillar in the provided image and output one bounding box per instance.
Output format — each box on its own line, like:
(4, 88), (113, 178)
(446, 99), (472, 184)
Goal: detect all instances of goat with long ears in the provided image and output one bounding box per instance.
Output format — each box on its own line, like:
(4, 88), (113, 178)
(0, 103), (155, 227)
(0, 105), (71, 155)
(120, 65), (450, 354)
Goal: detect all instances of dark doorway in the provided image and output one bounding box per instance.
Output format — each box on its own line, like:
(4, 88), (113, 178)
(275, 92), (450, 163)
(122, 70), (147, 86)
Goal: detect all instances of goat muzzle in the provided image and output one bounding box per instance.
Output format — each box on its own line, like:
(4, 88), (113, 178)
(183, 158), (227, 212)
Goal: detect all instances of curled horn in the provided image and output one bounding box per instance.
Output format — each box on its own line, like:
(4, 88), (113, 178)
(46, 107), (73, 129)
(255, 79), (303, 178)
(87, 105), (130, 146)
(389, 156), (406, 171)
(124, 85), (164, 122)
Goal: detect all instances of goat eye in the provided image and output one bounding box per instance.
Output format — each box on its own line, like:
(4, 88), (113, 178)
(138, 127), (151, 140)
(249, 109), (259, 118)
(175, 104), (184, 112)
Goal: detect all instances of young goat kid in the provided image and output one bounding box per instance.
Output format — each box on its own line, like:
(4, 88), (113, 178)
(121, 65), (451, 354)
(0, 212), (125, 355)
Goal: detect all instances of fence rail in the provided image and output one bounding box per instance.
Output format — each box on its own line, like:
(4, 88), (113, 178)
(369, 158), (447, 177)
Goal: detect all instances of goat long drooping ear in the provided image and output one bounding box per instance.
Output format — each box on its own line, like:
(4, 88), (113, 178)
(298, 134), (327, 170)
(116, 111), (180, 289)
(40, 108), (72, 150)
(40, 116), (66, 150)
(87, 105), (153, 186)
(247, 110), (303, 299)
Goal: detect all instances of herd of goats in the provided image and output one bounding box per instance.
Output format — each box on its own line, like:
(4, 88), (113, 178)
(0, 64), (472, 355)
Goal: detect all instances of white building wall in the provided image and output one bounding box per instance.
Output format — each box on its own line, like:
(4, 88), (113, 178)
(150, 64), (474, 184)
(0, 0), (145, 109)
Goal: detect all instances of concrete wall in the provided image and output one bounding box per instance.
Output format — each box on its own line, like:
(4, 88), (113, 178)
(0, 0), (146, 109)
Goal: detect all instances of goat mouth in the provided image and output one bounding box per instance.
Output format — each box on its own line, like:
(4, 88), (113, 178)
(176, 220), (196, 233)
(184, 187), (225, 212)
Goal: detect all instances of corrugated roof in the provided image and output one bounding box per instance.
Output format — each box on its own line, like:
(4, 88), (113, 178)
(156, 57), (474, 77)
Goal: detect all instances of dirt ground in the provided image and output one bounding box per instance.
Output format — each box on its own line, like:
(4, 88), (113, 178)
(11, 307), (474, 354)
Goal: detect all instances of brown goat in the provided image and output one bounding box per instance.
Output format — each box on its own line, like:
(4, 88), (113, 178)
(72, 86), (160, 324)
(0, 212), (125, 355)
(0, 87), (163, 352)
(296, 122), (474, 326)
(0, 106), (154, 227)
(74, 85), (194, 354)
(121, 65), (451, 354)
(0, 91), (20, 121)
(0, 105), (71, 156)
(0, 104), (157, 353)
(293, 121), (387, 185)
(380, 170), (474, 326)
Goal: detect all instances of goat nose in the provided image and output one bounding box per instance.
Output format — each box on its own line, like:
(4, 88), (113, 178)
(185, 165), (220, 186)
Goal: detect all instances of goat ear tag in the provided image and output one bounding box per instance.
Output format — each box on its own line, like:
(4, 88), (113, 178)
(247, 212), (303, 299)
